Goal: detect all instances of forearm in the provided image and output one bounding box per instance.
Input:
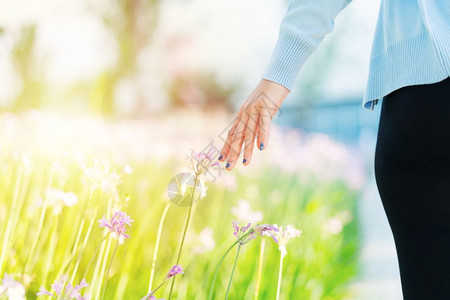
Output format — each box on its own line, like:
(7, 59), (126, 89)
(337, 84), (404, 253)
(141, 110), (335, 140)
(262, 0), (352, 91)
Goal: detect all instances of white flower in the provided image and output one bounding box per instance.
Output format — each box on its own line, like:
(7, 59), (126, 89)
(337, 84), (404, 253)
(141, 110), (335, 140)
(34, 188), (79, 215)
(83, 158), (120, 193)
(124, 165), (133, 174)
(192, 227), (215, 254)
(216, 173), (237, 191)
(325, 217), (343, 235)
(230, 199), (263, 224)
(0, 273), (26, 300)
(272, 225), (302, 258)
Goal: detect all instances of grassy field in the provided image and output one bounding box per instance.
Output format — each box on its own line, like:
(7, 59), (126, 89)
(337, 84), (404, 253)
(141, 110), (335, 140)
(0, 111), (364, 300)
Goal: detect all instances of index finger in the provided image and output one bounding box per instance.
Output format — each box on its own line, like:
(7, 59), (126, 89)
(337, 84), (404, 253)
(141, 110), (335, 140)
(218, 111), (242, 162)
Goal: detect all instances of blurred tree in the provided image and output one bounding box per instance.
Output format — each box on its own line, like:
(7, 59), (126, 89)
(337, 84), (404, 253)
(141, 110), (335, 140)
(10, 25), (45, 111)
(90, 0), (159, 115)
(168, 71), (235, 111)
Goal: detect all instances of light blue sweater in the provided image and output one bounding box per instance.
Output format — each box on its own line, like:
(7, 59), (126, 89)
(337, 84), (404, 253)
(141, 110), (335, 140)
(261, 0), (450, 110)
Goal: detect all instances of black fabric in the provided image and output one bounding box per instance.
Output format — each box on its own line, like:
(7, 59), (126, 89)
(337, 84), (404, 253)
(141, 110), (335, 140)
(374, 77), (450, 299)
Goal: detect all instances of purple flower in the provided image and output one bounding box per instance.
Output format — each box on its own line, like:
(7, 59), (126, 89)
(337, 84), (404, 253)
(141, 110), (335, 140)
(140, 265), (184, 300)
(140, 265), (183, 300)
(165, 264), (184, 280)
(253, 224), (279, 244)
(51, 277), (64, 295)
(65, 279), (89, 299)
(37, 276), (90, 300)
(231, 220), (254, 245)
(141, 295), (165, 300)
(232, 220), (251, 240)
(232, 221), (279, 245)
(37, 287), (54, 296)
(37, 275), (67, 297)
(98, 211), (133, 240)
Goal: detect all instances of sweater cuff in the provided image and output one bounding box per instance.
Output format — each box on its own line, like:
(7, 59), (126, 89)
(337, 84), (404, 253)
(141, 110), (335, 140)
(261, 32), (317, 91)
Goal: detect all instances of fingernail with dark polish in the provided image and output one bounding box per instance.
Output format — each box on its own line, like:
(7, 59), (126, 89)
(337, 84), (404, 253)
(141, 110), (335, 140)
(218, 154), (223, 160)
(243, 158), (247, 164)
(226, 162), (231, 168)
(260, 143), (264, 151)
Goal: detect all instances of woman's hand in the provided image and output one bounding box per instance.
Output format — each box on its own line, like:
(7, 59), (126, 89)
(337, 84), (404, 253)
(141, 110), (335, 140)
(218, 79), (290, 170)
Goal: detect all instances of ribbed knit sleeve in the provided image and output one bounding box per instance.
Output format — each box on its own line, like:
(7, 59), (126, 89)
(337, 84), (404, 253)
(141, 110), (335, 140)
(262, 0), (352, 91)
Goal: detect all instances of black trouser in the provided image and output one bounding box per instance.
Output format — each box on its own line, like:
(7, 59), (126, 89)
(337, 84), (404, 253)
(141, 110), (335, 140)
(374, 77), (450, 299)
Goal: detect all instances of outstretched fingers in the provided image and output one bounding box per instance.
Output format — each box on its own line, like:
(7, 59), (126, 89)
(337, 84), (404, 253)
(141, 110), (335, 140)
(257, 107), (272, 151)
(218, 110), (242, 162)
(218, 79), (289, 170)
(225, 108), (250, 170)
(243, 106), (259, 165)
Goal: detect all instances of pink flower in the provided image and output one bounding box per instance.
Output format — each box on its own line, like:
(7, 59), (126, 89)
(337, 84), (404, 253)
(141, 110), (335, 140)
(37, 276), (90, 299)
(98, 211), (133, 239)
(187, 149), (219, 176)
(165, 265), (184, 280)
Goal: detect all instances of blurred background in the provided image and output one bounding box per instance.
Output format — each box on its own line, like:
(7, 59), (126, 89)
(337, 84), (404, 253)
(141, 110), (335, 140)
(0, 0), (404, 299)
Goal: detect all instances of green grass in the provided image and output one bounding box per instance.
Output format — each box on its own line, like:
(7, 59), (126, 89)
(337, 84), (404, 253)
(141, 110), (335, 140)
(0, 113), (363, 300)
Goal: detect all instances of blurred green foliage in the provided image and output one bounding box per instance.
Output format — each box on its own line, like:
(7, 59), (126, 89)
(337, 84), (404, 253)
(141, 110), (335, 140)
(11, 25), (45, 111)
(0, 113), (362, 299)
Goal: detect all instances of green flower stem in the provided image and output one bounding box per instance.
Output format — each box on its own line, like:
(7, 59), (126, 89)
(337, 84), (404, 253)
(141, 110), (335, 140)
(100, 239), (120, 299)
(152, 281), (165, 295)
(69, 206), (99, 283)
(93, 233), (113, 298)
(168, 174), (199, 300)
(81, 233), (110, 280)
(208, 230), (254, 300)
(254, 237), (266, 300)
(276, 253), (284, 300)
(0, 167), (22, 276)
(148, 202), (171, 292)
(225, 244), (242, 300)
(42, 216), (59, 286)
(54, 219), (86, 282)
(68, 188), (97, 283)
(208, 240), (238, 300)
(143, 280), (165, 299)
(24, 164), (54, 275)
(89, 191), (111, 297)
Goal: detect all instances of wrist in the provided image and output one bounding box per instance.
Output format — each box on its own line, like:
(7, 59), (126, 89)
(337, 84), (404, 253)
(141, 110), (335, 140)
(259, 79), (290, 105)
